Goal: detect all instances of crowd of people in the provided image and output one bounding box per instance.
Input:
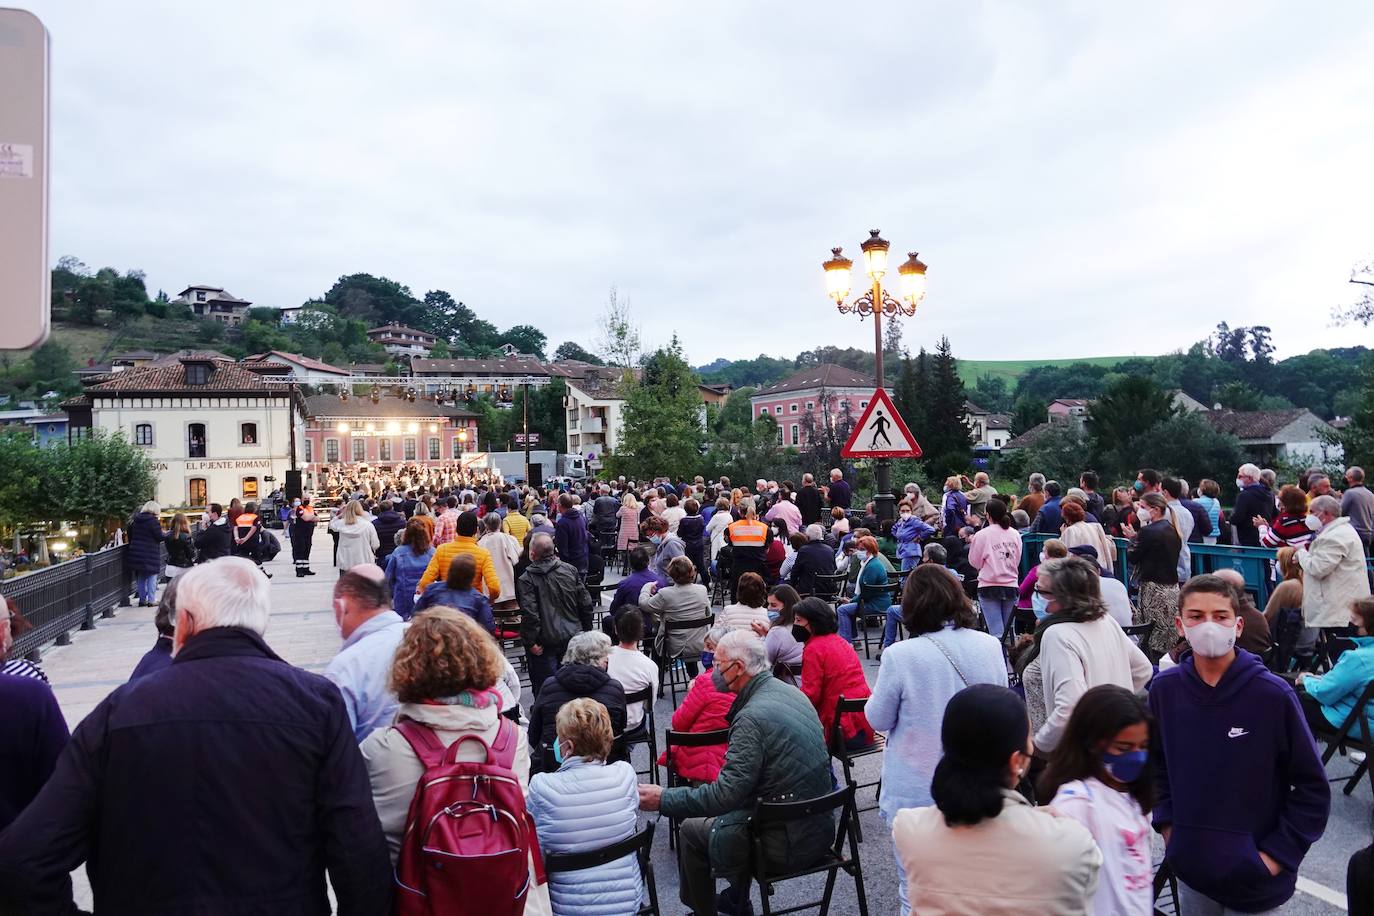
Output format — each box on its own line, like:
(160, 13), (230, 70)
(5, 457), (1374, 915)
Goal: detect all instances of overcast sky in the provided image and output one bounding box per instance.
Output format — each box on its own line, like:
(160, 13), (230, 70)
(23, 1), (1374, 365)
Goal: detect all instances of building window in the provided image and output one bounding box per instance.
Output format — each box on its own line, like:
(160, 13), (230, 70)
(240, 422), (257, 445)
(188, 478), (207, 506)
(759, 408), (767, 417)
(352, 438), (366, 461)
(789, 404), (798, 413)
(187, 423), (206, 458)
(185, 363), (210, 386)
(303, 439), (312, 462)
(134, 423), (153, 446)
(452, 437), (462, 458)
(428, 438), (441, 460)
(404, 438), (417, 460)
(790, 424), (799, 445)
(242, 477), (259, 500)
(774, 406), (783, 415)
(806, 401), (814, 411)
(776, 425), (784, 444)
(379, 439), (392, 461)
(325, 439), (339, 463)
(195, 291), (207, 302)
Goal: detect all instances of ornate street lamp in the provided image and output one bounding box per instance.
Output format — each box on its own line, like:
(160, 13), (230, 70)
(823, 229), (928, 522)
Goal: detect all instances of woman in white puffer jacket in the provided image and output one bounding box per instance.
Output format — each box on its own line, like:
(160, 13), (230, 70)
(527, 698), (642, 916)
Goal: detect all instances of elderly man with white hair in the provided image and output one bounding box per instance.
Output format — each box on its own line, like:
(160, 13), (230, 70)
(1298, 495), (1372, 633)
(827, 467), (853, 509)
(1233, 462), (1275, 547)
(639, 631), (835, 916)
(0, 557), (391, 913)
(526, 630), (627, 774)
(790, 522), (839, 596)
(325, 563), (406, 742)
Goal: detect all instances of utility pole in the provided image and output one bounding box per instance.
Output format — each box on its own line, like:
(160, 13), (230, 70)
(523, 381), (531, 485)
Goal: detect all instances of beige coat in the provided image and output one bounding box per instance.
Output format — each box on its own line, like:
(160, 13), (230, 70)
(1298, 517), (1371, 628)
(360, 701), (551, 916)
(893, 789), (1101, 915)
(1059, 521), (1118, 574)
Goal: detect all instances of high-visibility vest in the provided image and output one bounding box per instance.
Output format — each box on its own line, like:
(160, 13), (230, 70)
(727, 518), (769, 549)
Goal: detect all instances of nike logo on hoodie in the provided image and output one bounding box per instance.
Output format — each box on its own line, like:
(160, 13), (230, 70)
(1228, 727), (1249, 738)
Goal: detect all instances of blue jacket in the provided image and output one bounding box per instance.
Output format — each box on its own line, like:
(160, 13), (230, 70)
(941, 491), (968, 533)
(129, 636), (174, 682)
(1149, 649), (1330, 912)
(383, 545), (434, 620)
(527, 758), (642, 915)
(126, 511), (166, 575)
(413, 584), (494, 634)
(855, 556), (893, 613)
(0, 674), (68, 832)
(555, 510), (590, 573)
(892, 516), (935, 560)
(1032, 497), (1063, 535)
(609, 568), (665, 617)
(1304, 636), (1374, 734)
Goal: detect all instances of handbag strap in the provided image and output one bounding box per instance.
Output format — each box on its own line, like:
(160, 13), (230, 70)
(923, 632), (969, 686)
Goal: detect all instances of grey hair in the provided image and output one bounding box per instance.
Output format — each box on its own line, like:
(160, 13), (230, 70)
(1260, 468), (1276, 488)
(175, 557), (271, 634)
(1238, 463), (1260, 480)
(530, 513), (549, 526)
(529, 532), (556, 560)
(563, 630), (611, 667)
(805, 523), (824, 542)
(704, 624), (730, 649)
(141, 500), (161, 515)
(1039, 556), (1107, 622)
(923, 542), (948, 565)
(715, 630), (768, 676)
(1350, 467), (1367, 484)
(1311, 494), (1341, 517)
(1011, 509), (1030, 528)
(1029, 473), (1046, 490)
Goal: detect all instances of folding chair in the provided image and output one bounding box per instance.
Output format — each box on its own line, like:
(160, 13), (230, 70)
(657, 615), (715, 706)
(492, 607), (529, 688)
(1153, 858), (1180, 915)
(621, 540), (642, 576)
(710, 558), (733, 607)
(772, 660), (803, 687)
(543, 821), (661, 916)
(812, 571), (849, 606)
(855, 584), (901, 659)
(829, 694), (884, 841)
(623, 686), (659, 785)
(1121, 622), (1155, 652)
(738, 785), (868, 916)
(662, 727), (731, 850)
(1318, 680), (1374, 796)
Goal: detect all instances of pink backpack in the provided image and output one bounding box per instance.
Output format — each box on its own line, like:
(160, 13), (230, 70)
(392, 718), (544, 916)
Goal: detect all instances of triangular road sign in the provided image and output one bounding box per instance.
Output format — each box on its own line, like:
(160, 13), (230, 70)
(841, 388), (923, 459)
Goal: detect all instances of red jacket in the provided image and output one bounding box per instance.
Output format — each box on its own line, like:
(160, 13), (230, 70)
(801, 633), (873, 745)
(657, 670), (734, 782)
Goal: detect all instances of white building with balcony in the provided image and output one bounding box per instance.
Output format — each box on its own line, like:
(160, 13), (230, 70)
(367, 324), (437, 359)
(171, 285), (253, 326)
(564, 373), (627, 469)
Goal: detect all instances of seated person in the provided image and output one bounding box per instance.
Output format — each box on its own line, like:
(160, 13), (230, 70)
(413, 554), (494, 634)
(656, 626), (736, 784)
(1296, 596), (1374, 738)
(607, 608), (659, 733)
(527, 631), (627, 774)
(794, 597), (874, 750)
(605, 546), (663, 640)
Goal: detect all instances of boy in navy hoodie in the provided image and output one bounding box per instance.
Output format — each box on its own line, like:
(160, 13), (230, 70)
(1150, 574), (1329, 914)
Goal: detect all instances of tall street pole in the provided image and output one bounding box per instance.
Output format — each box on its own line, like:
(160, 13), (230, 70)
(871, 277), (894, 524)
(523, 381), (531, 485)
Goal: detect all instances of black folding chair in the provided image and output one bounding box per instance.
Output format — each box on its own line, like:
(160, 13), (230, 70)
(829, 694), (883, 841)
(772, 660), (803, 687)
(738, 785), (868, 916)
(854, 584), (900, 659)
(1318, 680), (1374, 796)
(621, 540), (642, 576)
(1153, 858), (1180, 915)
(1121, 622), (1155, 652)
(663, 727), (731, 850)
(710, 557), (733, 607)
(493, 608), (529, 687)
(812, 571), (849, 606)
(657, 615), (714, 706)
(543, 821), (661, 916)
(623, 686), (659, 785)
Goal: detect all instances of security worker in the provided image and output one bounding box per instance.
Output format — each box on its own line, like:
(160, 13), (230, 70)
(724, 501), (772, 602)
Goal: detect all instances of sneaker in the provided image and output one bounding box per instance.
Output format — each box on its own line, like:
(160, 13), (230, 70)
(1353, 751), (1367, 765)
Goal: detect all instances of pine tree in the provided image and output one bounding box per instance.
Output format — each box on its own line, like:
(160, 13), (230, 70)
(894, 349), (928, 442)
(922, 337), (972, 478)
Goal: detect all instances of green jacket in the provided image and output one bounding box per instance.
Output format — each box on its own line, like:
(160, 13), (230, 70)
(660, 672), (835, 875)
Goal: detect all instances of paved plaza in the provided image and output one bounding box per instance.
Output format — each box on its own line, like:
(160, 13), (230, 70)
(33, 528), (1357, 914)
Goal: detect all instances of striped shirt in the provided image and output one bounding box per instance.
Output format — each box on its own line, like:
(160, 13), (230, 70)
(2, 657), (48, 683)
(1260, 513), (1313, 549)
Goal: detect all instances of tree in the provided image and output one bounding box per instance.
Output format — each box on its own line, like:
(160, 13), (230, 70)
(429, 338), (451, 358)
(1331, 258), (1374, 326)
(799, 387), (857, 472)
(597, 286), (641, 369)
(1086, 376), (1178, 478)
(424, 290), (498, 351)
(497, 325), (548, 360)
(697, 354), (793, 388)
(0, 428), (55, 549)
(971, 374), (1012, 412)
(893, 349), (928, 443)
(1334, 356), (1374, 468)
(29, 341), (75, 390)
(1021, 422), (1092, 485)
(1010, 395), (1045, 436)
(324, 274), (424, 328)
(607, 337), (702, 480)
(881, 321), (904, 382)
(554, 341), (605, 365)
(50, 431), (157, 549)
(1129, 413), (1245, 487)
(921, 337), (972, 478)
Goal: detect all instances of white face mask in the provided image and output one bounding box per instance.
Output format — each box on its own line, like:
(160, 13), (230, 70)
(1305, 514), (1323, 532)
(1235, 478), (1247, 491)
(1136, 507), (1152, 526)
(1183, 620), (1237, 658)
(899, 511), (911, 520)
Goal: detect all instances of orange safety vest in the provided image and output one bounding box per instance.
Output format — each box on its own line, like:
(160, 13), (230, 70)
(727, 518), (769, 549)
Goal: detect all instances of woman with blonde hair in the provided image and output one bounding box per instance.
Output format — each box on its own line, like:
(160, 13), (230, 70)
(330, 499), (379, 572)
(1265, 545), (1310, 669)
(165, 513), (195, 580)
(941, 476), (969, 534)
(361, 609), (550, 914)
(616, 492), (640, 551)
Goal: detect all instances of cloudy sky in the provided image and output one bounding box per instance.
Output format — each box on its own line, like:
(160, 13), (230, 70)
(22, 0), (1374, 365)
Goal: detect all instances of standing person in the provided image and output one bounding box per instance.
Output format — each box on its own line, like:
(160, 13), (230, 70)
(793, 598), (874, 749)
(0, 597), (69, 831)
(724, 503), (772, 600)
(1059, 498), (1117, 574)
(288, 498), (318, 577)
(324, 566), (406, 742)
(231, 501), (265, 572)
(965, 472), (999, 519)
(678, 498), (709, 586)
(1077, 471), (1106, 521)
(384, 518), (434, 620)
(1232, 462), (1275, 547)
(1124, 492), (1182, 658)
(127, 501), (166, 607)
(193, 503), (233, 562)
(1031, 481), (1065, 535)
(1343, 466), (1374, 554)
(164, 512), (195, 581)
(660, 492), (687, 534)
(0, 558), (392, 914)
(226, 497), (244, 526)
(892, 685), (1102, 916)
(518, 534), (595, 696)
(331, 499), (381, 573)
(480, 511), (523, 606)
(1298, 495), (1372, 638)
(826, 467), (852, 510)
(503, 497), (532, 544)
(1256, 484), (1315, 549)
(893, 500), (936, 572)
(867, 566), (1007, 915)
(705, 496), (732, 569)
(796, 473), (823, 526)
(967, 499), (1023, 641)
(418, 510), (501, 598)
(371, 498), (406, 563)
(941, 476), (970, 534)
(554, 493), (590, 575)
(616, 492), (641, 550)
(1150, 574), (1331, 914)
(1195, 479), (1224, 544)
(432, 495), (461, 547)
(1019, 473), (1048, 518)
(129, 579), (180, 682)
(765, 487), (803, 535)
(1043, 686), (1155, 916)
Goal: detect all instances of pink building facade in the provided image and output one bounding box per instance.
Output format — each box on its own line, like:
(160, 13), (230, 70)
(300, 394), (479, 486)
(748, 364), (882, 449)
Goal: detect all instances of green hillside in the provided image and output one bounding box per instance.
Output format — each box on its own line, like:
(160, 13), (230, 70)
(958, 355), (1145, 386)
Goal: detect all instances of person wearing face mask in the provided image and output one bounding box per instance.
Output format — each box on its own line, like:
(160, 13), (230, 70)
(323, 564), (407, 742)
(643, 515), (685, 582)
(1043, 686), (1155, 916)
(1232, 462), (1275, 547)
(893, 499), (935, 572)
(893, 684), (1102, 915)
(1150, 574), (1331, 915)
(1296, 494), (1372, 637)
(1124, 492), (1182, 658)
(1294, 596), (1374, 743)
(638, 631), (834, 916)
(793, 597), (874, 750)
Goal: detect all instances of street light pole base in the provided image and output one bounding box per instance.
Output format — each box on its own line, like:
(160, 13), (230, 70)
(874, 459), (896, 524)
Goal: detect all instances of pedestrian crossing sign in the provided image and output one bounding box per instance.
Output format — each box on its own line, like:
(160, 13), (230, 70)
(841, 388), (922, 459)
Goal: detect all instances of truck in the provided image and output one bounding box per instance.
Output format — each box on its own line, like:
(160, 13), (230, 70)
(481, 451), (586, 486)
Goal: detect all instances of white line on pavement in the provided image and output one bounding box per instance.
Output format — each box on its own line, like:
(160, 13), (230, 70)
(1296, 875), (1347, 909)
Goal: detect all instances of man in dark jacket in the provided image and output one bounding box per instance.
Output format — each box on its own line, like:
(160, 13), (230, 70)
(796, 473), (823, 526)
(519, 534), (594, 697)
(0, 557), (392, 914)
(826, 468), (852, 510)
(1, 600), (68, 833)
(192, 503), (233, 562)
(526, 630), (627, 773)
(1150, 575), (1328, 914)
(553, 492), (590, 574)
(639, 630), (834, 916)
(371, 498), (406, 562)
(1031, 481), (1064, 535)
(790, 524), (838, 596)
(591, 484), (620, 540)
(1233, 462), (1275, 547)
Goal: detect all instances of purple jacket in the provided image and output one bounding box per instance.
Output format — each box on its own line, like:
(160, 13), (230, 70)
(555, 509), (590, 573)
(0, 674), (68, 832)
(1149, 649), (1329, 912)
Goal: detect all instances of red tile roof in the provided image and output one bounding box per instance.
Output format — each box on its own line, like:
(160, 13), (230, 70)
(245, 351), (349, 376)
(83, 359), (288, 395)
(755, 364), (875, 396)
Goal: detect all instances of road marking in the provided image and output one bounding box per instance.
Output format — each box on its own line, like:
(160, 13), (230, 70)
(1297, 875), (1347, 909)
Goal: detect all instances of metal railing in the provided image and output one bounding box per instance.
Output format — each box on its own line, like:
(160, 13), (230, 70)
(2, 545), (134, 662)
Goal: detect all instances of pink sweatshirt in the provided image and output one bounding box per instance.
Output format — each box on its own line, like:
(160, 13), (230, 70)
(967, 523), (1024, 588)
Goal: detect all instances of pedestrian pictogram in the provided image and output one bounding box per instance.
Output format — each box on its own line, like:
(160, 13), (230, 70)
(841, 388), (922, 459)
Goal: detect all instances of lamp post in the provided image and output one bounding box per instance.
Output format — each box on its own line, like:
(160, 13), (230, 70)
(823, 229), (927, 522)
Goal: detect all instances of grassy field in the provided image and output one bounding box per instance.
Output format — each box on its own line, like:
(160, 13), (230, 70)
(24, 318), (218, 365)
(957, 355), (1145, 386)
